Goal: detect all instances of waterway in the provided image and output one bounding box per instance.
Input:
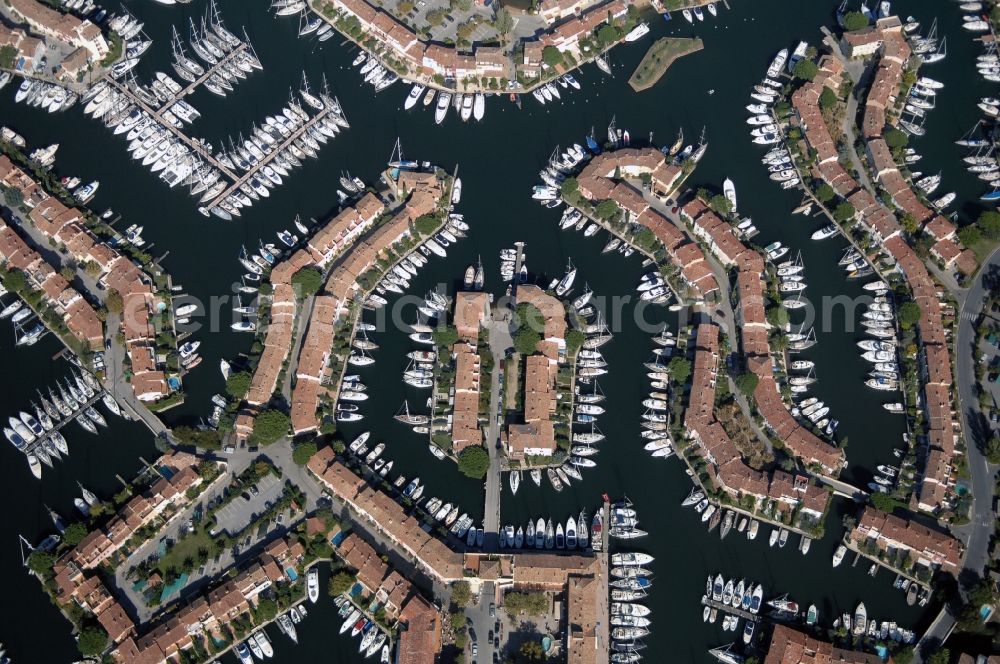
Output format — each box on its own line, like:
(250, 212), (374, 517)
(0, 0), (981, 661)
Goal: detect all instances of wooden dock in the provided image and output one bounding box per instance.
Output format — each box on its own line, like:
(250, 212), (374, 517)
(104, 77), (238, 182)
(596, 499), (610, 664)
(203, 105), (334, 210)
(157, 42), (248, 109)
(701, 595), (761, 623)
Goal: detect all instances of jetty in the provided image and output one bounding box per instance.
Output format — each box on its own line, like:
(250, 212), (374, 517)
(203, 104), (334, 210)
(628, 38), (704, 92)
(103, 77), (239, 182)
(156, 42), (249, 109)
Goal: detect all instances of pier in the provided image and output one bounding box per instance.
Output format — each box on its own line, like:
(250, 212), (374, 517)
(596, 499), (610, 664)
(156, 42), (249, 109)
(103, 77), (239, 182)
(203, 105), (334, 210)
(700, 595), (760, 623)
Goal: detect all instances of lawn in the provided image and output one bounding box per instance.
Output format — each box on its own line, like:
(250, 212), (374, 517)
(156, 528), (215, 577)
(628, 37), (704, 92)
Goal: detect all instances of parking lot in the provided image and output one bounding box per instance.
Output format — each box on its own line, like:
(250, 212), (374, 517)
(212, 472), (283, 536)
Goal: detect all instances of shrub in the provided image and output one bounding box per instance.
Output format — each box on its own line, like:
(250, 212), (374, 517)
(292, 267), (323, 297)
(292, 441), (318, 465)
(251, 410), (290, 446)
(792, 59), (818, 81)
(457, 447), (490, 479)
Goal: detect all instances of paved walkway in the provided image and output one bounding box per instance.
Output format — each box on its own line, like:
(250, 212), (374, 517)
(483, 314), (513, 548)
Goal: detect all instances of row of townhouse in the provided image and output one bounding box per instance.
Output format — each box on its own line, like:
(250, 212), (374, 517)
(680, 198), (846, 473)
(107, 536), (306, 662)
(243, 191), (387, 410)
(792, 23), (962, 514)
(764, 624), (886, 664)
(237, 171), (447, 438)
(572, 147), (721, 297)
(504, 284), (565, 460)
(0, 155), (169, 400)
(685, 323), (831, 522)
(845, 18), (977, 274)
(336, 533), (443, 663)
(0, 219), (103, 350)
(58, 451), (206, 572)
(449, 291), (490, 453)
(849, 505), (963, 574)
(281, 174), (444, 436)
(307, 445), (603, 664)
(317, 0), (627, 85)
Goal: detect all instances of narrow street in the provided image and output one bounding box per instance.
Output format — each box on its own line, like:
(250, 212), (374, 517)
(483, 310), (513, 550)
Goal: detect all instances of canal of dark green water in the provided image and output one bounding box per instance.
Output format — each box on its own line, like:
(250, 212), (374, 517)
(0, 0), (985, 660)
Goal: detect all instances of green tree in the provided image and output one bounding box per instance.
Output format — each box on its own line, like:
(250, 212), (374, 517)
(504, 591), (548, 615)
(708, 194), (732, 216)
(596, 24), (623, 45)
(792, 59), (818, 81)
(843, 11), (869, 31)
(897, 301), (921, 330)
(451, 580), (472, 607)
(735, 372), (758, 396)
(457, 446), (490, 479)
(226, 371), (252, 399)
(292, 267), (323, 297)
(432, 325), (459, 348)
(292, 441), (318, 465)
(668, 356), (691, 384)
(255, 597), (278, 623)
(870, 492), (904, 512)
(925, 650), (950, 664)
(513, 326), (540, 355)
(3, 186), (23, 208)
(815, 183), (835, 203)
(766, 306), (789, 328)
(494, 8), (513, 36)
(818, 87), (838, 110)
(977, 210), (1000, 240)
(518, 640), (545, 662)
(900, 212), (919, 235)
(595, 199), (618, 220)
(63, 522), (89, 547)
(566, 328), (585, 354)
(884, 128), (909, 150)
(251, 410), (291, 446)
(98, 287), (123, 319)
(560, 177), (578, 197)
(0, 45), (17, 70)
(77, 626), (109, 657)
(985, 436), (1000, 464)
(172, 425), (223, 450)
(542, 46), (564, 67)
(27, 550), (55, 575)
(1, 269), (26, 293)
(833, 201), (856, 223)
(329, 571), (357, 596)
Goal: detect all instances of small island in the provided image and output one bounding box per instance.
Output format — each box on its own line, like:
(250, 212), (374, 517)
(628, 37), (704, 92)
